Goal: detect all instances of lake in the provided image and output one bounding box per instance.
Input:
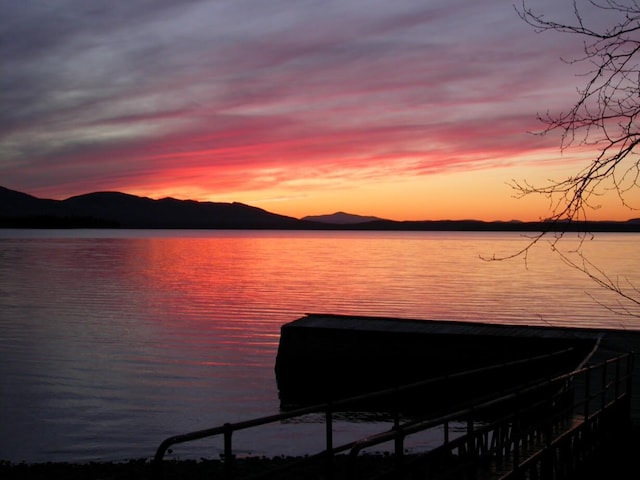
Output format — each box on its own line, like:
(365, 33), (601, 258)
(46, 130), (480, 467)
(0, 229), (638, 464)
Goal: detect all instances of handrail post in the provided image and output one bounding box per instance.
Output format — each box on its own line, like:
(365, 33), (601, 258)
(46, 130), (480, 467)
(601, 361), (607, 412)
(466, 415), (478, 479)
(444, 420), (449, 447)
(152, 443), (168, 480)
(625, 354), (634, 418)
(392, 385), (401, 432)
(513, 393), (520, 472)
(325, 405), (333, 452)
(223, 423), (235, 479)
(394, 426), (405, 476)
(584, 366), (591, 421)
(325, 405), (334, 479)
(627, 354), (635, 398)
(615, 356), (620, 400)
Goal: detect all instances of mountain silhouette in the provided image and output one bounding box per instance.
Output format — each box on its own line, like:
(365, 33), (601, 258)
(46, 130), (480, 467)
(0, 186), (311, 229)
(302, 212), (386, 224)
(1, 185), (639, 231)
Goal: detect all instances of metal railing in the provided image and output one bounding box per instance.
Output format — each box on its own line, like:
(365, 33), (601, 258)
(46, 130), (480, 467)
(153, 347), (591, 479)
(346, 352), (634, 479)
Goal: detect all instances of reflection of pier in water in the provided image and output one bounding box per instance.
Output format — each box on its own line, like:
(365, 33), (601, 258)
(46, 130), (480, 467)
(155, 314), (640, 479)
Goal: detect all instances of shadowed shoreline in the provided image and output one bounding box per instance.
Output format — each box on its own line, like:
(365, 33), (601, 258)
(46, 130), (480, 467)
(2, 425), (638, 480)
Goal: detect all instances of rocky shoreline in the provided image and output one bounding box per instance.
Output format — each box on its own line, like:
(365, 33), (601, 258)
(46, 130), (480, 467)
(2, 448), (638, 479)
(2, 425), (638, 479)
(0, 454), (394, 480)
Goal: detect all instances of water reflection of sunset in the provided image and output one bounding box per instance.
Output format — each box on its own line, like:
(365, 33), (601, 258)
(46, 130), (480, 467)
(1, 230), (638, 463)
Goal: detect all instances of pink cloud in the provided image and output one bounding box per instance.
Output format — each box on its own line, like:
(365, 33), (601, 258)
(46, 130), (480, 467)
(1, 0), (597, 217)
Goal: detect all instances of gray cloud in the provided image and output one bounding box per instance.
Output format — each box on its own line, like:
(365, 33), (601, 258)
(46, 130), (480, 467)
(0, 0), (588, 199)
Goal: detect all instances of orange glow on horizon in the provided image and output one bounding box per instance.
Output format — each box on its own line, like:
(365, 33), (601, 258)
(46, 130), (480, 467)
(109, 155), (639, 223)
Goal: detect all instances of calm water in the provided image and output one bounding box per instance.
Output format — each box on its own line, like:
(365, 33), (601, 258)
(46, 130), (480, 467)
(0, 229), (638, 463)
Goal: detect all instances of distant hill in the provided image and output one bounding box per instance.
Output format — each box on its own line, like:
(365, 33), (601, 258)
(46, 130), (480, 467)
(2, 185), (640, 231)
(302, 211), (387, 224)
(0, 186), (311, 229)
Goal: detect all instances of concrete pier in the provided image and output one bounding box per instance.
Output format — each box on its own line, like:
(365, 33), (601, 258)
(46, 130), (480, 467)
(275, 314), (640, 420)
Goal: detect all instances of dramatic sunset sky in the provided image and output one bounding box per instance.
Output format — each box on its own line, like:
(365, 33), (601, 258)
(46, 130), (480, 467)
(2, 1), (637, 221)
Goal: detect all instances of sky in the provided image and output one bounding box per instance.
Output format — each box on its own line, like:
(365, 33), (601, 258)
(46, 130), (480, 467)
(1, 0), (638, 221)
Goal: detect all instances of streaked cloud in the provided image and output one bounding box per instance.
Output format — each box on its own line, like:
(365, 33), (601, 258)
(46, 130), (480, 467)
(1, 0), (622, 220)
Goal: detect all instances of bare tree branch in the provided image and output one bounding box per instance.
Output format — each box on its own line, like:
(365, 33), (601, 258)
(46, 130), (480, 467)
(489, 1), (640, 318)
(514, 0), (640, 226)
